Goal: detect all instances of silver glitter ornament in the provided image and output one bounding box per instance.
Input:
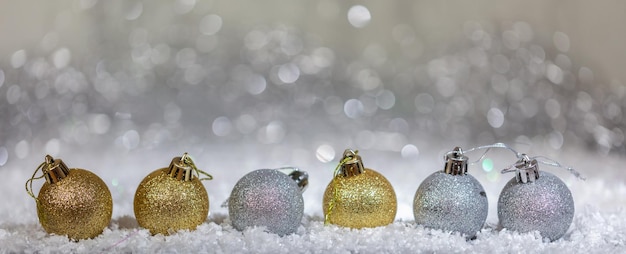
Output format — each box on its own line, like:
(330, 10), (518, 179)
(413, 147), (488, 237)
(497, 155), (575, 241)
(228, 168), (305, 236)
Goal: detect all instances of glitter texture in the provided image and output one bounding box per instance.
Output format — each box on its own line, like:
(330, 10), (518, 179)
(498, 171), (574, 241)
(37, 169), (113, 240)
(133, 168), (209, 235)
(323, 169), (397, 228)
(229, 169), (304, 236)
(413, 171), (488, 237)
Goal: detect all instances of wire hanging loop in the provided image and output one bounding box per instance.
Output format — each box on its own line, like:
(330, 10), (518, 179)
(25, 161), (48, 202)
(325, 150), (358, 225)
(180, 153), (213, 181)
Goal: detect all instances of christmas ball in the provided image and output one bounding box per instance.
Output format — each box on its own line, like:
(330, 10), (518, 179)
(229, 169), (304, 236)
(134, 154), (210, 235)
(413, 147), (488, 237)
(498, 170), (574, 241)
(28, 155), (112, 240)
(323, 149), (397, 228)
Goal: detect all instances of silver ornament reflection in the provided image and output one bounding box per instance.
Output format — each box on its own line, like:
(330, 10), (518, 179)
(228, 169), (304, 236)
(498, 170), (574, 241)
(413, 147), (488, 237)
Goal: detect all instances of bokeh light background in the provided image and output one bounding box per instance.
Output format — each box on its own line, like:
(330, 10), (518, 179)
(1, 0), (626, 251)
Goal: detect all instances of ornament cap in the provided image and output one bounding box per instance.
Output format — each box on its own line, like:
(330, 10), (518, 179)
(167, 153), (196, 181)
(514, 154), (540, 183)
(444, 147), (468, 175)
(43, 155), (71, 184)
(339, 149), (364, 177)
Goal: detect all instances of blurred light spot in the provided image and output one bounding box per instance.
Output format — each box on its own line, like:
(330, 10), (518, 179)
(529, 45), (545, 63)
(347, 5), (371, 28)
(354, 69), (381, 90)
(15, 140), (29, 159)
(212, 116), (232, 137)
(45, 139), (61, 156)
(0, 69), (4, 88)
(176, 48), (197, 68)
(122, 130), (140, 150)
(487, 108), (504, 128)
(151, 44), (171, 64)
(257, 121), (286, 144)
(546, 63), (563, 84)
(482, 158), (494, 172)
(486, 170), (500, 182)
(52, 48), (71, 69)
(554, 54), (571, 70)
(520, 98), (539, 118)
(312, 47), (335, 68)
(111, 179), (119, 187)
(316, 144), (335, 163)
(415, 93), (434, 113)
(513, 21), (534, 42)
(324, 96), (343, 115)
(244, 30), (268, 50)
(245, 73), (267, 95)
(502, 30), (520, 50)
(277, 63), (300, 83)
(11, 50), (27, 68)
(41, 32), (59, 52)
(548, 131), (564, 149)
(125, 2), (143, 20)
(89, 114), (111, 134)
(553, 31), (570, 52)
(544, 99), (561, 119)
(436, 77), (456, 97)
(199, 14), (223, 35)
(401, 144), (419, 158)
(344, 99), (364, 119)
(174, 0), (196, 14)
(236, 114), (257, 134)
(164, 103), (182, 123)
(6, 85), (21, 104)
(376, 89), (395, 110)
(0, 147), (8, 166)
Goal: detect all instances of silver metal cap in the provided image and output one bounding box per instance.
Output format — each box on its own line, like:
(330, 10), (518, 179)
(444, 147), (468, 175)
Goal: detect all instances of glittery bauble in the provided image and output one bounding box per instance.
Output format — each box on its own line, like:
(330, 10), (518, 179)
(498, 172), (574, 241)
(229, 169), (304, 236)
(413, 171), (488, 237)
(323, 169), (397, 228)
(37, 169), (113, 240)
(134, 168), (209, 235)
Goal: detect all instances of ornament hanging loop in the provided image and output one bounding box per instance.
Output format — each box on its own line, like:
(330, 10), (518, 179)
(25, 155), (71, 201)
(168, 153), (213, 182)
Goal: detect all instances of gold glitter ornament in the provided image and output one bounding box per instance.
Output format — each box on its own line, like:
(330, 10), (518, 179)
(26, 155), (113, 240)
(323, 149), (397, 228)
(133, 153), (212, 235)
